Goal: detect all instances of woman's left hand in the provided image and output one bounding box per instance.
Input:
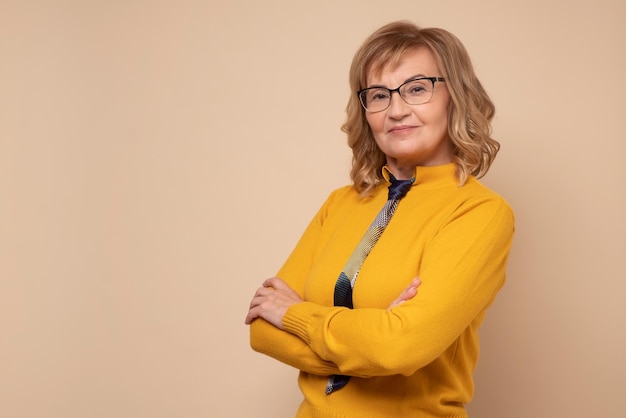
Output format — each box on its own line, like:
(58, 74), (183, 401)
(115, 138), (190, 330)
(245, 277), (303, 329)
(387, 277), (421, 309)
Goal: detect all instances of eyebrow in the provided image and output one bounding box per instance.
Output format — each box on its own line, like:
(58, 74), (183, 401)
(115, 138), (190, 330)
(366, 74), (427, 89)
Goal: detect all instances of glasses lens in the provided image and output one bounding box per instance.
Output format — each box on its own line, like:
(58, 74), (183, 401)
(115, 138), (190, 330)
(400, 79), (434, 105)
(360, 88), (390, 112)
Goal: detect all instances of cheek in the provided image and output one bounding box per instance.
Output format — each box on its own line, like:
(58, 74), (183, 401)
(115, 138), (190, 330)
(420, 106), (448, 130)
(365, 113), (384, 134)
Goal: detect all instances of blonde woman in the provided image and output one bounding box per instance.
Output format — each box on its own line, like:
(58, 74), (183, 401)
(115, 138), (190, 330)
(246, 20), (514, 418)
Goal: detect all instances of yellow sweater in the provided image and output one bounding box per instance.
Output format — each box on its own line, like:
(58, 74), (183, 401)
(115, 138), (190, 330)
(250, 163), (515, 417)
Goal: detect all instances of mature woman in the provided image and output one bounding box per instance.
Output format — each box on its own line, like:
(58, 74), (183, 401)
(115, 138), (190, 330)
(245, 20), (514, 418)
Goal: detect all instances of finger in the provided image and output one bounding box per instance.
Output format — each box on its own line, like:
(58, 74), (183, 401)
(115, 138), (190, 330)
(244, 306), (259, 324)
(388, 279), (420, 309)
(409, 277), (421, 288)
(401, 285), (418, 300)
(248, 287), (271, 308)
(396, 287), (416, 305)
(248, 294), (262, 310)
(255, 286), (274, 297)
(400, 278), (421, 297)
(262, 276), (288, 290)
(246, 293), (273, 324)
(398, 279), (419, 299)
(248, 289), (276, 311)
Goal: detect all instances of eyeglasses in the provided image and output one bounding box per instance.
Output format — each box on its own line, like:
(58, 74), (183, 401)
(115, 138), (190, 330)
(357, 77), (446, 113)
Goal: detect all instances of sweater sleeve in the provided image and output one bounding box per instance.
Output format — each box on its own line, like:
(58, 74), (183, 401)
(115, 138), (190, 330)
(249, 190), (344, 376)
(281, 196), (515, 377)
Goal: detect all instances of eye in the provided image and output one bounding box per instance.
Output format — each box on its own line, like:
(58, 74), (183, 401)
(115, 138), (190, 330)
(403, 81), (429, 96)
(367, 89), (390, 102)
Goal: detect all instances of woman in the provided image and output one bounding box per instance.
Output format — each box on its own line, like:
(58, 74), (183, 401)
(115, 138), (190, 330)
(245, 20), (514, 418)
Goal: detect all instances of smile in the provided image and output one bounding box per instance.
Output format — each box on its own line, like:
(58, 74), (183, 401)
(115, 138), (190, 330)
(387, 125), (419, 134)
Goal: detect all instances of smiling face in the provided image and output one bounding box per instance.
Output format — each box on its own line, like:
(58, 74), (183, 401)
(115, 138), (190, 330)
(365, 47), (452, 179)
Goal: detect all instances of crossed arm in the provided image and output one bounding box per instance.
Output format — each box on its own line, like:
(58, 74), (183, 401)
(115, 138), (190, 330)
(244, 191), (514, 377)
(245, 276), (421, 329)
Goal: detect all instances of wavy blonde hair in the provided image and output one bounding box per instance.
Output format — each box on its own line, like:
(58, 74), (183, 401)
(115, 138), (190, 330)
(343, 21), (499, 195)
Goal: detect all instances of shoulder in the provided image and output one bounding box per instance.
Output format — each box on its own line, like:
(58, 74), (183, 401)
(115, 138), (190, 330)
(458, 177), (515, 225)
(313, 183), (385, 222)
(327, 184), (358, 200)
(323, 183), (380, 209)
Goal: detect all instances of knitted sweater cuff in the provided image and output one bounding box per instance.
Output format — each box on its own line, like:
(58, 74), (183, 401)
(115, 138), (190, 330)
(282, 302), (342, 346)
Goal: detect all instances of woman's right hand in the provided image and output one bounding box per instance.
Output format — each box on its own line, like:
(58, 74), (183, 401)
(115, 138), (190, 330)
(245, 277), (303, 329)
(387, 277), (421, 309)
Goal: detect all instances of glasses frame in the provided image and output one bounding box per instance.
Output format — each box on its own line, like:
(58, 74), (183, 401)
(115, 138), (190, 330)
(357, 77), (446, 113)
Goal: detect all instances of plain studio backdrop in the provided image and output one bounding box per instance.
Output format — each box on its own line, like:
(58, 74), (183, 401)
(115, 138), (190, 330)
(1, 1), (624, 417)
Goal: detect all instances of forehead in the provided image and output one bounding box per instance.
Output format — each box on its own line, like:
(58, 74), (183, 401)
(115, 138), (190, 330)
(367, 46), (439, 86)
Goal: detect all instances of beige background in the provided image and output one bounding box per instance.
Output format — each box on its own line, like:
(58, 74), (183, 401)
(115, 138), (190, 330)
(1, 1), (625, 417)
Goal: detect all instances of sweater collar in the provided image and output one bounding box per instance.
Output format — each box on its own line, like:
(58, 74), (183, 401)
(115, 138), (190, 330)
(381, 163), (458, 189)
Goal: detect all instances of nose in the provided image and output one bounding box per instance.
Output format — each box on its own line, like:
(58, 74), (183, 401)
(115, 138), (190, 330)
(386, 91), (411, 118)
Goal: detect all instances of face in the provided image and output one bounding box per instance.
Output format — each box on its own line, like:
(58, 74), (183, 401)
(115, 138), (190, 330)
(365, 47), (452, 179)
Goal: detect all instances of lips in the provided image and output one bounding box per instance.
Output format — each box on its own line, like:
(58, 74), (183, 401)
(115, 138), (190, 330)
(388, 125), (419, 133)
